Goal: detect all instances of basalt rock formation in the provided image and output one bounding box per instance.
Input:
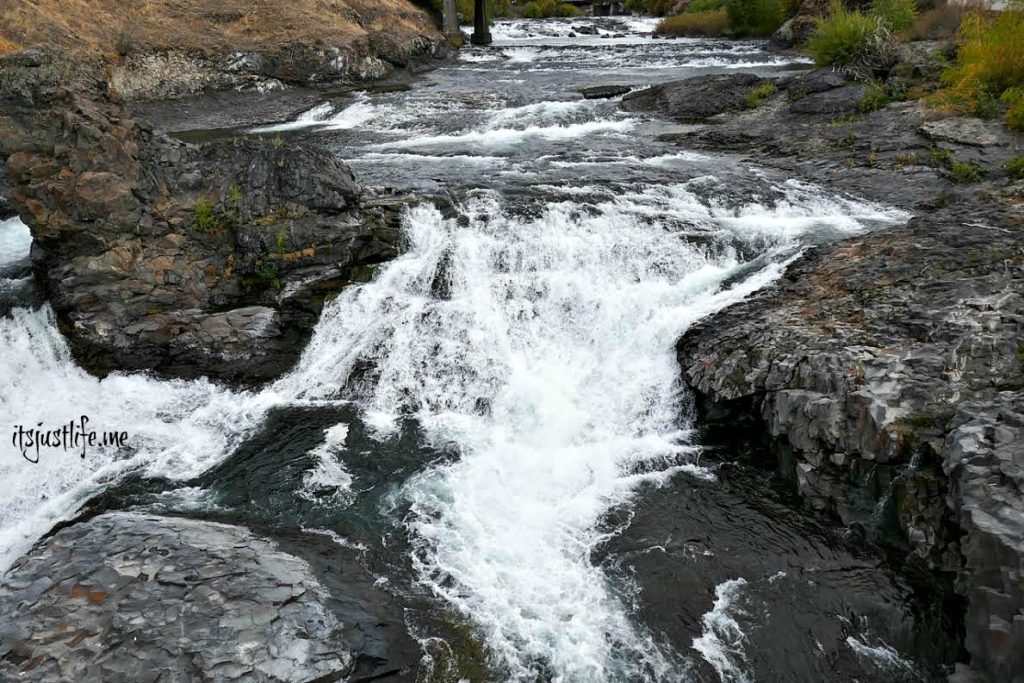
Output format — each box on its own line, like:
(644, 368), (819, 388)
(0, 512), (419, 681)
(0, 47), (409, 384)
(655, 66), (1024, 681)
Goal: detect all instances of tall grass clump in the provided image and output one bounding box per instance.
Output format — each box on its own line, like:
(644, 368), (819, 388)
(933, 7), (1024, 129)
(807, 3), (900, 79)
(655, 8), (730, 34)
(870, 0), (917, 32)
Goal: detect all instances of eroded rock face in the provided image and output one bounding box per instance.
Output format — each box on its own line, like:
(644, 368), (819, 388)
(0, 47), (407, 383)
(0, 513), (362, 682)
(677, 200), (1024, 680)
(621, 73), (763, 122)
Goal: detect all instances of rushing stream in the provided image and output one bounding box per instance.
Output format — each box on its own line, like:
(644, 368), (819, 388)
(0, 17), (957, 682)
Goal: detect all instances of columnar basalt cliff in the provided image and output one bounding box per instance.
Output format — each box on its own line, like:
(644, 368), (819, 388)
(0, 48), (413, 383)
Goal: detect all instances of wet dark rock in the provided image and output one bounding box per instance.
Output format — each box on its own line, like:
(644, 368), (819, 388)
(0, 165), (12, 220)
(621, 73), (762, 123)
(0, 512), (417, 682)
(677, 200), (1024, 680)
(788, 83), (870, 117)
(0, 46), (408, 385)
(920, 117), (1015, 148)
(779, 68), (848, 100)
(578, 84), (633, 100)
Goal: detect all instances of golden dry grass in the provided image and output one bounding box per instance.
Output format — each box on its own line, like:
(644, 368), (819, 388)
(0, 0), (438, 59)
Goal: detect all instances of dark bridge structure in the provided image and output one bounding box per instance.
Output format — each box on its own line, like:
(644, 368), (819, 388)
(443, 0), (626, 46)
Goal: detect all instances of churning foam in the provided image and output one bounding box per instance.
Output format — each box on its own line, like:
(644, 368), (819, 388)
(692, 578), (752, 683)
(270, 183), (903, 680)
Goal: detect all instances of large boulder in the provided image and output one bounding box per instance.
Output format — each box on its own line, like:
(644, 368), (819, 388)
(0, 47), (407, 384)
(0, 512), (418, 681)
(621, 73), (763, 122)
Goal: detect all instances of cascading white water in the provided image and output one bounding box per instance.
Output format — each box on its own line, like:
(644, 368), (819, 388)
(0, 16), (914, 680)
(269, 184), (904, 679)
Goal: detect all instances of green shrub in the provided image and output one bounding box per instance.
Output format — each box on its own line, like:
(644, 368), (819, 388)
(950, 159), (983, 183)
(745, 80), (778, 108)
(625, 0), (675, 15)
(858, 81), (890, 112)
(1006, 156), (1024, 180)
(870, 0), (917, 32)
(726, 0), (786, 36)
(557, 2), (583, 16)
(933, 8), (1024, 129)
(655, 8), (730, 35)
(1002, 88), (1024, 131)
(193, 198), (216, 232)
(686, 0), (725, 12)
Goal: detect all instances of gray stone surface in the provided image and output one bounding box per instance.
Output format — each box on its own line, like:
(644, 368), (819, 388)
(920, 117), (1014, 148)
(0, 512), (356, 682)
(621, 73), (762, 122)
(578, 84), (632, 100)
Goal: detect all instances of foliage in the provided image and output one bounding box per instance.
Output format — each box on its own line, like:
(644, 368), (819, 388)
(932, 8), (1024, 129)
(905, 0), (964, 40)
(726, 0), (786, 36)
(655, 8), (730, 35)
(686, 0), (725, 12)
(521, 0), (581, 17)
(192, 198), (216, 232)
(807, 4), (901, 80)
(255, 259), (280, 289)
(1006, 156), (1024, 180)
(857, 80), (891, 112)
(950, 159), (983, 183)
(625, 0), (676, 15)
(433, 0), (514, 20)
(745, 80), (778, 108)
(870, 0), (917, 32)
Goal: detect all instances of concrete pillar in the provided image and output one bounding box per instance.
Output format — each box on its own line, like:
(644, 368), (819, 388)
(442, 0), (461, 42)
(471, 0), (492, 45)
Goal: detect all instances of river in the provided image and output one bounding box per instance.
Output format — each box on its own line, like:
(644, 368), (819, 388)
(0, 16), (956, 682)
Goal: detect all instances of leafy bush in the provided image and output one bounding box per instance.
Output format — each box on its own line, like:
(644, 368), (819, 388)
(726, 0), (786, 36)
(933, 8), (1024, 129)
(625, 0), (676, 15)
(655, 8), (731, 34)
(745, 80), (778, 108)
(1006, 156), (1024, 180)
(870, 0), (917, 32)
(807, 4), (901, 80)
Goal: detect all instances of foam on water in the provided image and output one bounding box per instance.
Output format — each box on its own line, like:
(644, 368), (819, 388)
(251, 95), (382, 133)
(376, 119), (636, 152)
(846, 635), (917, 673)
(268, 183), (904, 679)
(692, 578), (751, 683)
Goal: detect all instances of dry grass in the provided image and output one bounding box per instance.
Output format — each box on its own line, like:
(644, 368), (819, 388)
(904, 0), (966, 40)
(932, 7), (1024, 128)
(655, 8), (731, 35)
(0, 0), (438, 59)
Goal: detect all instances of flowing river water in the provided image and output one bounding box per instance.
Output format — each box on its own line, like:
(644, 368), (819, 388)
(0, 17), (960, 682)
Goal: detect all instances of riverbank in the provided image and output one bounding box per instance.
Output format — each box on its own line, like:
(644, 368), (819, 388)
(618, 61), (1023, 681)
(0, 0), (449, 100)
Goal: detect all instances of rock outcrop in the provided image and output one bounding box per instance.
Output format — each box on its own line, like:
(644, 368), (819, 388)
(0, 512), (417, 681)
(650, 66), (1024, 682)
(0, 47), (411, 384)
(621, 73), (763, 123)
(0, 0), (449, 100)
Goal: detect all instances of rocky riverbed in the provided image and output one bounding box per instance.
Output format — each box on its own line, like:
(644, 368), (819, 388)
(622, 62), (1024, 682)
(2, 13), (1023, 683)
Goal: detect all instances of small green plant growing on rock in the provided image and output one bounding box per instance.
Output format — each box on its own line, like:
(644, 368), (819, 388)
(1005, 156), (1024, 180)
(193, 198), (216, 232)
(227, 184), (243, 207)
(255, 259), (280, 290)
(929, 146), (952, 165)
(950, 159), (983, 183)
(271, 134), (285, 151)
(745, 81), (778, 108)
(857, 81), (890, 113)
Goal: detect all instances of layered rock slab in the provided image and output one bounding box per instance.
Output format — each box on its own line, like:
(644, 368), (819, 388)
(0, 512), (376, 682)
